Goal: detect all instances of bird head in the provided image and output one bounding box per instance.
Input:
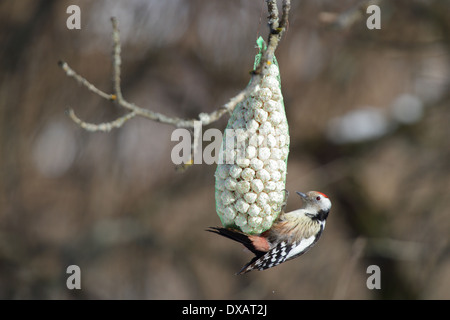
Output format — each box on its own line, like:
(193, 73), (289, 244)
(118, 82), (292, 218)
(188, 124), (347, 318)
(296, 191), (332, 221)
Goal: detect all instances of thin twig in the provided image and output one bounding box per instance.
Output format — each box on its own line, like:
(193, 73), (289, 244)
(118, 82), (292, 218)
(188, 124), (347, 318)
(266, 0), (280, 32)
(67, 108), (137, 132)
(254, 0), (291, 76)
(58, 61), (113, 101)
(279, 0), (291, 31)
(111, 17), (123, 101)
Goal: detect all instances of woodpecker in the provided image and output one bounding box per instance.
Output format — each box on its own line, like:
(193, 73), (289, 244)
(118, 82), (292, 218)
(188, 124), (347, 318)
(207, 191), (331, 274)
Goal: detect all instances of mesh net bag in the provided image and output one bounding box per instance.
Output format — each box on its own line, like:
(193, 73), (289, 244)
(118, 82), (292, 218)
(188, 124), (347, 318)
(214, 37), (290, 235)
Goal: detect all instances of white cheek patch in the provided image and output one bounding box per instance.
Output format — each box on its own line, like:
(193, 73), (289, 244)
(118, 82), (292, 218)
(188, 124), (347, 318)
(321, 198), (332, 211)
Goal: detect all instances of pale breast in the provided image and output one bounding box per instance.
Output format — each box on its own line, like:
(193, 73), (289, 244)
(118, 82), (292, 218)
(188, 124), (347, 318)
(270, 214), (322, 243)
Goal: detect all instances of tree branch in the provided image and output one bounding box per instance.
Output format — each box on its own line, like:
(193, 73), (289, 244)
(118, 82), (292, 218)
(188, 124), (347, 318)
(111, 17), (123, 102)
(59, 0), (291, 160)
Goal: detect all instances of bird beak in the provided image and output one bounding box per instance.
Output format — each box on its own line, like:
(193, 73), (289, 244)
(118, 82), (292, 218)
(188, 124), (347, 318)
(296, 191), (307, 199)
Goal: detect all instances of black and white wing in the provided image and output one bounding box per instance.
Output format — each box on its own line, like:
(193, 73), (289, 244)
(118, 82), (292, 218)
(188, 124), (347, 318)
(238, 224), (324, 274)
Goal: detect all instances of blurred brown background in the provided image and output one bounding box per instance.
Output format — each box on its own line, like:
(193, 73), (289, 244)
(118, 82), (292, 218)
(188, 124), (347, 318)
(0, 0), (449, 299)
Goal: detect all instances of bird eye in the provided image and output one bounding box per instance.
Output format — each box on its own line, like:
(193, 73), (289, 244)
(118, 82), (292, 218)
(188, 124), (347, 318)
(316, 196), (321, 201)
